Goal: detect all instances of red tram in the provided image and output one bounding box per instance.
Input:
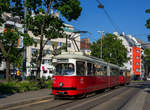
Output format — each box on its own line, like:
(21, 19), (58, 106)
(52, 52), (130, 97)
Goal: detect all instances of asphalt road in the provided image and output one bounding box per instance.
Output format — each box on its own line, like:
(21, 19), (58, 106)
(6, 81), (150, 110)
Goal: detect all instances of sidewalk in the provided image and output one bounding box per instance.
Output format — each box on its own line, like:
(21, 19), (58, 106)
(0, 88), (52, 109)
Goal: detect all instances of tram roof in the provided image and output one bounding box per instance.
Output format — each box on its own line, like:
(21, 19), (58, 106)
(120, 67), (130, 71)
(54, 52), (106, 64)
(54, 52), (120, 68)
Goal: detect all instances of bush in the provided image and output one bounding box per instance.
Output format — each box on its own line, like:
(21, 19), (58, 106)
(0, 81), (40, 94)
(0, 81), (18, 94)
(26, 76), (36, 81)
(43, 80), (52, 88)
(0, 79), (52, 94)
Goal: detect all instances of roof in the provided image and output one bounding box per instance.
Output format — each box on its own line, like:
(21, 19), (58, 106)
(123, 35), (136, 46)
(135, 38), (150, 49)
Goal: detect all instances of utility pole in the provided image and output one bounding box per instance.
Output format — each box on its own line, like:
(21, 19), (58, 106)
(97, 31), (104, 59)
(23, 0), (27, 78)
(66, 35), (68, 52)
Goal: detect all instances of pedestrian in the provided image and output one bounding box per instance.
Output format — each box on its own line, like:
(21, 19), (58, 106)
(16, 70), (21, 81)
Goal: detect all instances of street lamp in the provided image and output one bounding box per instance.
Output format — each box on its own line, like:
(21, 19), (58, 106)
(23, 0), (27, 78)
(68, 30), (90, 52)
(96, 0), (104, 8)
(97, 31), (104, 59)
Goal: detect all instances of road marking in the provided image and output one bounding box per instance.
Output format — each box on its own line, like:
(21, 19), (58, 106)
(4, 98), (53, 110)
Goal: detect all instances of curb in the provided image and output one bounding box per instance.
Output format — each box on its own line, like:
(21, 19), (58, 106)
(0, 95), (53, 110)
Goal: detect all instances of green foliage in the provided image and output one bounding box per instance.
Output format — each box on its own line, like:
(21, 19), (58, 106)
(43, 80), (52, 88)
(146, 9), (150, 13)
(53, 0), (82, 21)
(0, 0), (24, 26)
(145, 9), (150, 29)
(144, 48), (150, 67)
(0, 80), (52, 94)
(0, 0), (35, 80)
(90, 33), (129, 66)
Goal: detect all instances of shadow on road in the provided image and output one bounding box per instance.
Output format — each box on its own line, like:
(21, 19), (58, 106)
(127, 81), (150, 94)
(0, 94), (12, 99)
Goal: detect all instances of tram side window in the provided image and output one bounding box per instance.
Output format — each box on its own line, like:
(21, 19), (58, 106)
(93, 64), (96, 75)
(76, 61), (85, 76)
(87, 63), (92, 76)
(110, 68), (119, 76)
(95, 64), (107, 76)
(120, 70), (123, 76)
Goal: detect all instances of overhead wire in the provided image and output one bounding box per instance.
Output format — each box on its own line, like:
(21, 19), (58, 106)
(96, 0), (121, 33)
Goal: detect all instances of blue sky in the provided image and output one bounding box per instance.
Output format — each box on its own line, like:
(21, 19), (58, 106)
(64, 0), (150, 43)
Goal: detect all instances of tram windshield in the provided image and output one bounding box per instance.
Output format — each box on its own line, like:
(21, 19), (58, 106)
(55, 63), (75, 75)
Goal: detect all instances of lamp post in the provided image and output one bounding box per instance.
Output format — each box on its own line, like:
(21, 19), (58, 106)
(97, 31), (104, 59)
(23, 0), (27, 78)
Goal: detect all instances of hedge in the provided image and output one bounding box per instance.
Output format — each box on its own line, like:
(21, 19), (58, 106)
(0, 80), (52, 94)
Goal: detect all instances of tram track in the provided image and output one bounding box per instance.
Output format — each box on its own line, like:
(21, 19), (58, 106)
(47, 86), (133, 110)
(6, 83), (140, 110)
(7, 86), (126, 110)
(89, 87), (140, 110)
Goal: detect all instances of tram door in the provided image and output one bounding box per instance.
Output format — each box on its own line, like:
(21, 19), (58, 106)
(107, 65), (111, 88)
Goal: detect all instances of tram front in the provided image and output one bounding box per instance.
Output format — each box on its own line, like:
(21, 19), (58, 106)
(52, 58), (79, 96)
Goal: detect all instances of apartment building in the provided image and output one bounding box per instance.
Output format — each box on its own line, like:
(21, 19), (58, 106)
(114, 32), (144, 79)
(80, 38), (91, 55)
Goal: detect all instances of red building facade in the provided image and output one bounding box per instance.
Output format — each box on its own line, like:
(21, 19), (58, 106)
(132, 46), (141, 77)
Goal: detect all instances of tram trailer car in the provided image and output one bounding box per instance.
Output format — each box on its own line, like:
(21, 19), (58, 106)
(52, 52), (130, 97)
(120, 68), (131, 85)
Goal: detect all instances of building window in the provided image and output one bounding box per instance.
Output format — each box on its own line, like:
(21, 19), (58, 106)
(58, 42), (62, 46)
(34, 39), (38, 43)
(46, 41), (51, 45)
(136, 50), (140, 53)
(31, 48), (36, 56)
(136, 68), (140, 72)
(136, 62), (139, 65)
(136, 56), (140, 59)
(42, 59), (50, 64)
(44, 50), (51, 55)
(47, 50), (51, 54)
(68, 43), (71, 47)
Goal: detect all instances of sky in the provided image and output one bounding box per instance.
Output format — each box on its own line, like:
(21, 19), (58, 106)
(64, 0), (150, 43)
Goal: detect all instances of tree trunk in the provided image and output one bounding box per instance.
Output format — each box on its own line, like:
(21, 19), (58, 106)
(5, 58), (10, 81)
(36, 35), (44, 80)
(36, 1), (52, 80)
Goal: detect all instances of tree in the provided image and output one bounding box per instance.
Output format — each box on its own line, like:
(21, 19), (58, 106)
(90, 33), (129, 66)
(0, 0), (34, 81)
(144, 48), (150, 76)
(25, 0), (82, 79)
(145, 9), (150, 29)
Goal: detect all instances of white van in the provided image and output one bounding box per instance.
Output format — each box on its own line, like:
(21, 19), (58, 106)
(40, 64), (55, 80)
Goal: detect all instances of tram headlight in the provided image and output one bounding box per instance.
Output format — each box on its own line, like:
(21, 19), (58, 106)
(59, 82), (63, 87)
